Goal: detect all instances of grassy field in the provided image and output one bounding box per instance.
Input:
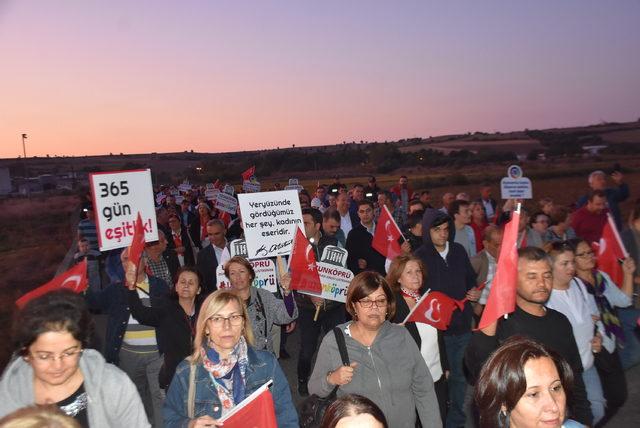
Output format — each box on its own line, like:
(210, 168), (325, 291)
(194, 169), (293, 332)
(0, 195), (78, 367)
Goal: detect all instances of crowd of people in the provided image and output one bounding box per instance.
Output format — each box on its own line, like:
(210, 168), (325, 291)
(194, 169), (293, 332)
(1, 169), (640, 428)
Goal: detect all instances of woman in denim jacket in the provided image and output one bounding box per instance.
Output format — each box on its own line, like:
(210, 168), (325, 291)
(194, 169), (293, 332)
(163, 290), (298, 427)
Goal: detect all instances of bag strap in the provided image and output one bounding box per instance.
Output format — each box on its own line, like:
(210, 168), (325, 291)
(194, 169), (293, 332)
(187, 361), (196, 419)
(333, 327), (350, 366)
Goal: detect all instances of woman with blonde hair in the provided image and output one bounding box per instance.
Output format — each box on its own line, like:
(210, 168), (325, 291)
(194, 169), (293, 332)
(163, 290), (298, 427)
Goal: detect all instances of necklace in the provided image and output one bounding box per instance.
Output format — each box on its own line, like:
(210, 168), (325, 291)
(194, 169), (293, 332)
(401, 287), (421, 302)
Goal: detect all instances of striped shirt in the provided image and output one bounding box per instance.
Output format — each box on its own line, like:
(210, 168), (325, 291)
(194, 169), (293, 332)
(77, 219), (99, 251)
(122, 277), (158, 352)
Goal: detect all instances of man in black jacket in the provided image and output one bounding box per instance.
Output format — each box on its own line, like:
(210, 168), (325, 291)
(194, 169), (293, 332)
(346, 200), (386, 275)
(414, 208), (480, 427)
(464, 247), (593, 427)
(196, 219), (227, 295)
(295, 208), (344, 396)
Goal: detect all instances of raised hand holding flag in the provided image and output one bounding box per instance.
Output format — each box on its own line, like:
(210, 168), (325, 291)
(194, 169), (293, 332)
(372, 205), (403, 259)
(16, 259), (88, 308)
(125, 212), (146, 288)
(477, 204), (521, 331)
(288, 227), (322, 294)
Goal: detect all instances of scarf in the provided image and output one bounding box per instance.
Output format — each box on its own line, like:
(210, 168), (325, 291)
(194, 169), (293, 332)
(201, 336), (249, 414)
(401, 287), (421, 303)
(583, 270), (625, 344)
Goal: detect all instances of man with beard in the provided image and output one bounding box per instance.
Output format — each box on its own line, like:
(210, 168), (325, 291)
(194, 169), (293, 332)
(464, 247), (593, 427)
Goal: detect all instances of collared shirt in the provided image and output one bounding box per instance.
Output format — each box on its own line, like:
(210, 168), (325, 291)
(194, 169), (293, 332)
(146, 256), (172, 287)
(340, 212), (353, 237)
(362, 222), (376, 236)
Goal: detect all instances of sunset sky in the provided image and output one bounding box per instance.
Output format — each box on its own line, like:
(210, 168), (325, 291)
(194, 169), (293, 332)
(1, 1), (639, 158)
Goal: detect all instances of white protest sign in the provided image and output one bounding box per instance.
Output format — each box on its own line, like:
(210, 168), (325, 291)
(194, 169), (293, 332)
(215, 192), (238, 214)
(175, 195), (184, 204)
(500, 165), (532, 199)
(205, 188), (219, 201)
(300, 262), (353, 303)
(238, 190), (303, 259)
(90, 169), (158, 251)
(178, 181), (192, 192)
(216, 258), (278, 292)
(242, 180), (261, 193)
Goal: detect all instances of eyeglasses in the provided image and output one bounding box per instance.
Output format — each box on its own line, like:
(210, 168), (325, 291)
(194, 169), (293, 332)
(208, 314), (244, 327)
(29, 349), (83, 364)
(358, 297), (388, 309)
(575, 251), (595, 258)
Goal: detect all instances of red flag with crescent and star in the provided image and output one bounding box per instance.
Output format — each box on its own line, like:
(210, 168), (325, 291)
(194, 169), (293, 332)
(241, 166), (256, 182)
(289, 226), (322, 294)
(372, 205), (403, 259)
(593, 213), (628, 287)
(16, 259), (88, 308)
(478, 204), (521, 330)
(403, 290), (465, 330)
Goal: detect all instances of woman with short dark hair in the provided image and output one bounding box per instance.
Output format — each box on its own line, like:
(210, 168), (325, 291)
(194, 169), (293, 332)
(475, 336), (581, 428)
(127, 266), (204, 389)
(0, 290), (149, 427)
(309, 272), (441, 428)
(320, 394), (388, 428)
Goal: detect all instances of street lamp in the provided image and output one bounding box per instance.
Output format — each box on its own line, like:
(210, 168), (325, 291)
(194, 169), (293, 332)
(21, 133), (27, 158)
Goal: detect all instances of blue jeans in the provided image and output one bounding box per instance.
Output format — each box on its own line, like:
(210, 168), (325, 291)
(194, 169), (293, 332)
(444, 332), (471, 428)
(582, 365), (606, 425)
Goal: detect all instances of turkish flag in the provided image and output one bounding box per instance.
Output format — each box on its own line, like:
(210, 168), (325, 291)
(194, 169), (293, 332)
(478, 205), (521, 330)
(372, 205), (403, 259)
(16, 259), (88, 308)
(128, 212), (146, 268)
(241, 166), (256, 182)
(220, 382), (277, 428)
(289, 227), (322, 294)
(593, 214), (628, 287)
(404, 290), (465, 330)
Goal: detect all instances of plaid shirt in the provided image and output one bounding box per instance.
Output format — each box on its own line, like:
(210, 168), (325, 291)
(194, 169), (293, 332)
(146, 256), (172, 287)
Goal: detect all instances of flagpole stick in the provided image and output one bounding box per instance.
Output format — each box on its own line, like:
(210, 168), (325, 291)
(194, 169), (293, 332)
(313, 304), (321, 321)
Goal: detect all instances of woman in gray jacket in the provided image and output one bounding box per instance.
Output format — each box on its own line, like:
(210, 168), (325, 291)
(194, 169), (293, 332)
(0, 290), (149, 428)
(309, 272), (441, 428)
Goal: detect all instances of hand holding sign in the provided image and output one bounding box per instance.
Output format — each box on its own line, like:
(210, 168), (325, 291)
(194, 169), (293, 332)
(276, 255), (291, 295)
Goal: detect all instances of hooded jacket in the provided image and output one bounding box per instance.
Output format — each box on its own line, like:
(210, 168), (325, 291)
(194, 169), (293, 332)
(0, 349), (150, 427)
(414, 209), (477, 335)
(308, 321), (441, 428)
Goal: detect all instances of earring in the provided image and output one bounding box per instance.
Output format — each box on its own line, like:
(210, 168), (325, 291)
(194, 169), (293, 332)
(205, 330), (210, 336)
(498, 408), (510, 428)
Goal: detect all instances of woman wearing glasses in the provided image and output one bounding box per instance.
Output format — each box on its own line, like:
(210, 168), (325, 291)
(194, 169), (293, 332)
(571, 238), (635, 423)
(163, 289), (298, 427)
(0, 290), (149, 427)
(224, 256), (297, 354)
(309, 272), (441, 428)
